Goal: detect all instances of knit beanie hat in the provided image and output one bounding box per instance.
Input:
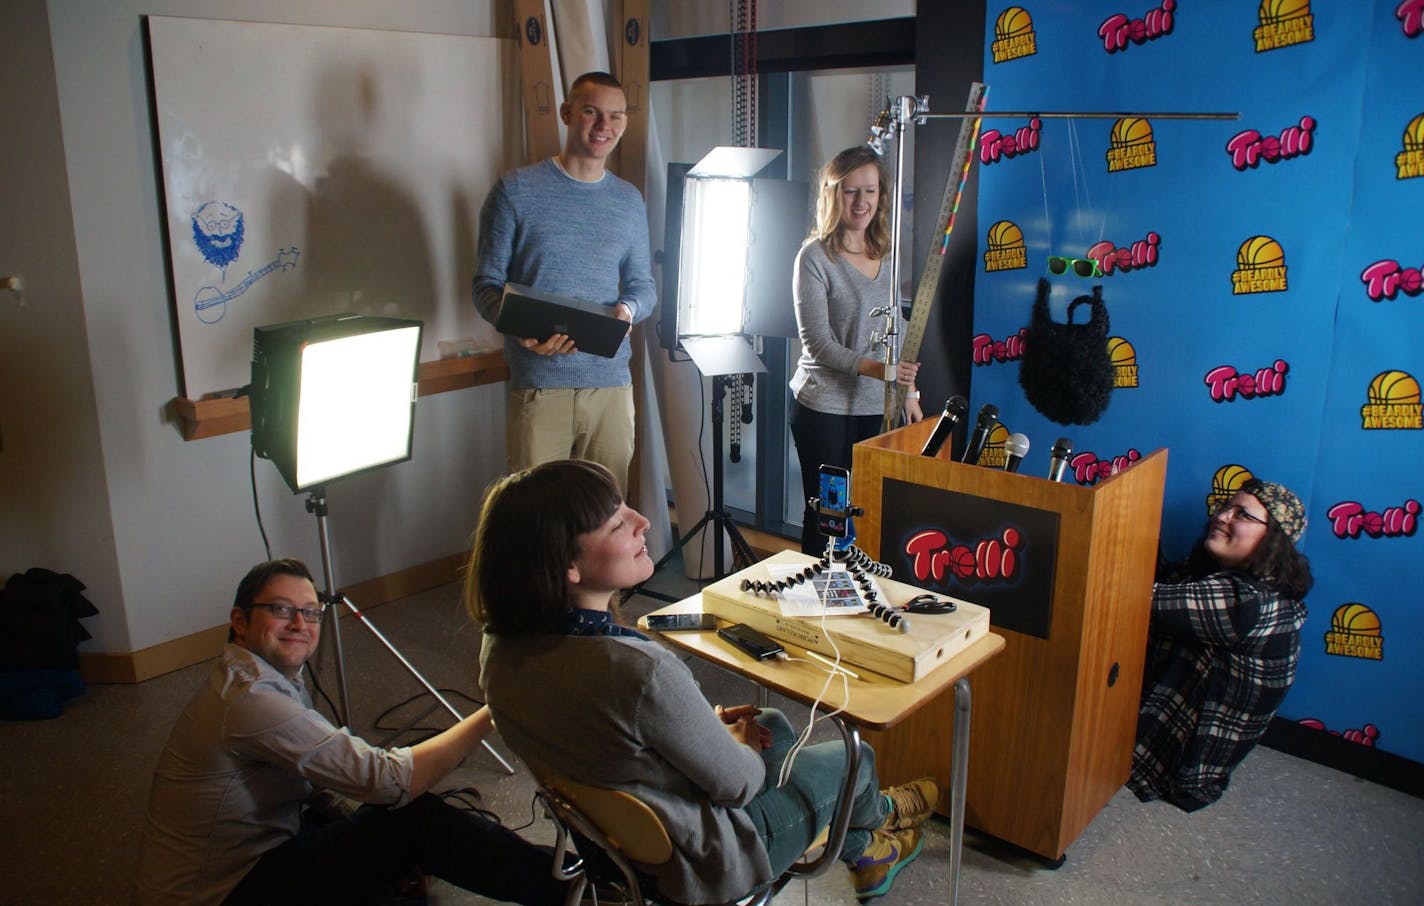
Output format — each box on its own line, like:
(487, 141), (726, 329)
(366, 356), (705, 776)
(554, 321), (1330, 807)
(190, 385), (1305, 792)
(1245, 479), (1306, 544)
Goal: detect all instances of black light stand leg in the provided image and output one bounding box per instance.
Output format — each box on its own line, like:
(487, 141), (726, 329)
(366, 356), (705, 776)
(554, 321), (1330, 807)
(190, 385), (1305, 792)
(630, 375), (757, 604)
(336, 596), (514, 775)
(307, 490), (352, 729)
(306, 490), (514, 775)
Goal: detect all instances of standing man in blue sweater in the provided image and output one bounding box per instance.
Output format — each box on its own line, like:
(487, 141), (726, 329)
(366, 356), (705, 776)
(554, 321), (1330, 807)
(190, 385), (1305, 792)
(473, 71), (656, 492)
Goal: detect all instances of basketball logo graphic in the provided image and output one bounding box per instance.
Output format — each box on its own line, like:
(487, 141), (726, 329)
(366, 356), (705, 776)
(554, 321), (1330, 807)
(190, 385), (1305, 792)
(1262, 0), (1311, 22)
(992, 7), (1038, 62)
(983, 220), (1028, 271)
(1107, 118), (1157, 171)
(995, 6), (1032, 38)
(1324, 602), (1384, 660)
(1367, 370), (1420, 404)
(1207, 463), (1254, 515)
(1254, 0), (1315, 51)
(1396, 113), (1424, 179)
(1108, 337), (1140, 388)
(1361, 370), (1423, 429)
(980, 423), (1011, 469)
(1231, 235), (1288, 294)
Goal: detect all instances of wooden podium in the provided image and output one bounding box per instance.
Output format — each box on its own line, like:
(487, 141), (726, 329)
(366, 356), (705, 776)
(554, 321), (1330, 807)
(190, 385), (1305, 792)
(852, 420), (1166, 861)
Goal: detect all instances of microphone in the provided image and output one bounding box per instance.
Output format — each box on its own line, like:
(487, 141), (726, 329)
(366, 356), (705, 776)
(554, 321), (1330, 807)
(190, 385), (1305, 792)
(1048, 437), (1073, 482)
(961, 404), (1000, 465)
(920, 395), (969, 458)
(1004, 433), (1030, 473)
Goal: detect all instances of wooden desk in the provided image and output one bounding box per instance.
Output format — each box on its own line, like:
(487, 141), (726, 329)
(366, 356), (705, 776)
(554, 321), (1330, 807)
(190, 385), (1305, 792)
(644, 596), (1004, 906)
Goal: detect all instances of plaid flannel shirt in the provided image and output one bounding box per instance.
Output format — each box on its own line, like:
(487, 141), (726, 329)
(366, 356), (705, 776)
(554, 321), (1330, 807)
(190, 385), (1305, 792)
(1129, 570), (1307, 811)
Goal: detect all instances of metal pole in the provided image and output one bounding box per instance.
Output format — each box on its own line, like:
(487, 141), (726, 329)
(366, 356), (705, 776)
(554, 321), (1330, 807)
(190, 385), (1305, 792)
(308, 490), (352, 728)
(338, 595), (516, 775)
(917, 109), (1238, 120)
(308, 489), (514, 774)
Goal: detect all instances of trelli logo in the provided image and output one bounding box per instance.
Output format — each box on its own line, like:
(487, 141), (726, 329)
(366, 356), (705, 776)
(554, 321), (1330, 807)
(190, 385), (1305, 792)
(1231, 235), (1288, 294)
(981, 117), (1042, 165)
(905, 526), (1024, 585)
(1324, 603), (1384, 661)
(972, 327), (1028, 366)
(1326, 498), (1420, 539)
(1360, 370), (1423, 429)
(1226, 115), (1316, 171)
(1204, 358), (1289, 403)
(984, 221), (1027, 271)
(979, 424), (1011, 470)
(1207, 463), (1255, 515)
(1099, 0), (1176, 54)
(991, 7), (1038, 63)
(1298, 717), (1381, 747)
(523, 16), (543, 47)
(1108, 337), (1139, 388)
(1087, 231), (1161, 276)
(1396, 113), (1424, 179)
(1106, 118), (1157, 172)
(1360, 257), (1423, 302)
(1399, 0), (1423, 38)
(1254, 0), (1315, 52)
(1069, 447), (1142, 486)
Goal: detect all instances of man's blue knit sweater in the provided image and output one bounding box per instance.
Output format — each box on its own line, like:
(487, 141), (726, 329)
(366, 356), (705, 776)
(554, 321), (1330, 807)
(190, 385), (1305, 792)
(472, 159), (656, 389)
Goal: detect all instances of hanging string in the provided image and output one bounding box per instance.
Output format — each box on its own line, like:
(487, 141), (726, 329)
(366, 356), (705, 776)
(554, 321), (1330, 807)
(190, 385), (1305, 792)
(1039, 127), (1054, 261)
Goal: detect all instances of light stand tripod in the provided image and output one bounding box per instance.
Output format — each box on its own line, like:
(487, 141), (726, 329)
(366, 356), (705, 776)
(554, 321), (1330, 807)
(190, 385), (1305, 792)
(306, 488), (513, 774)
(635, 336), (766, 603)
(637, 375), (756, 603)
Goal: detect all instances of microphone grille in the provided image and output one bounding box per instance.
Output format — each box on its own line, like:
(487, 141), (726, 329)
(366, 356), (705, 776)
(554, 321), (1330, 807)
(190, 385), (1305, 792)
(1006, 433), (1030, 457)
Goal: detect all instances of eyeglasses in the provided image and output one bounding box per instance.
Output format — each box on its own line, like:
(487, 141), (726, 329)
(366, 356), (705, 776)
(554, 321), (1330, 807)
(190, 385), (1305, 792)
(247, 601), (328, 623)
(1047, 256), (1104, 278)
(1212, 503), (1269, 527)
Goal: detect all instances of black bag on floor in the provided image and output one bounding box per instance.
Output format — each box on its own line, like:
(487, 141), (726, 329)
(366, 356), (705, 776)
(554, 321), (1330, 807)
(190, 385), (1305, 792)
(0, 569), (98, 719)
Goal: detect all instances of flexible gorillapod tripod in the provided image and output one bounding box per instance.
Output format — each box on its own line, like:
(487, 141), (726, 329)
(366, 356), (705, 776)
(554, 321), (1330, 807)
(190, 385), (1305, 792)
(306, 489), (513, 774)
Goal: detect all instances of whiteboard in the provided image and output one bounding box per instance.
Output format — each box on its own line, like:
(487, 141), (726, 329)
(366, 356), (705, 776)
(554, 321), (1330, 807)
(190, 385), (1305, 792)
(147, 16), (520, 397)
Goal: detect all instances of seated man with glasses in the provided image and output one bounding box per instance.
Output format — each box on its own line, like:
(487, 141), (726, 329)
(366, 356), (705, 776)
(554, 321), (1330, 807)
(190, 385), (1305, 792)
(135, 558), (562, 906)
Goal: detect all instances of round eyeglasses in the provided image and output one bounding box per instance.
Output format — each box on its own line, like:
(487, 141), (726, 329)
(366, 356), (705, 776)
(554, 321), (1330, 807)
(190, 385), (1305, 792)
(1212, 503), (1269, 527)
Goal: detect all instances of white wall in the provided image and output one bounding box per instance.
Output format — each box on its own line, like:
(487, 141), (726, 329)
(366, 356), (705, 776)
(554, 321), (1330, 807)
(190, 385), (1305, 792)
(0, 0), (505, 655)
(0, 0), (123, 644)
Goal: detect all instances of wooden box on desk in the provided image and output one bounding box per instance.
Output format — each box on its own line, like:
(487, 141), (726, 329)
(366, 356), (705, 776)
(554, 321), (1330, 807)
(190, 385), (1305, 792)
(850, 420), (1166, 861)
(701, 550), (991, 682)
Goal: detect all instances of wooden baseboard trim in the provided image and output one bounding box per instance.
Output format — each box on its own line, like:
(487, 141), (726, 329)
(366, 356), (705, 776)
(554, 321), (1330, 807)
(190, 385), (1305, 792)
(79, 552), (469, 684)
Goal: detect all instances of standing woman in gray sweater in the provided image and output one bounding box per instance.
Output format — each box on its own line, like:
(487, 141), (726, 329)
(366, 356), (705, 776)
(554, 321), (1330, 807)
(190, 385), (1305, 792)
(791, 146), (924, 554)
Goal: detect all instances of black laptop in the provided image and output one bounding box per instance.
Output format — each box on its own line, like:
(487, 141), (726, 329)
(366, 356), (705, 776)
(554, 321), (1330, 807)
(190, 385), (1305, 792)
(495, 282), (631, 359)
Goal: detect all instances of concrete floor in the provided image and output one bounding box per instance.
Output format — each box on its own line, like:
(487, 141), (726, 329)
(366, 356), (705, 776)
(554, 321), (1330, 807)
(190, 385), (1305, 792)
(3, 574), (1421, 905)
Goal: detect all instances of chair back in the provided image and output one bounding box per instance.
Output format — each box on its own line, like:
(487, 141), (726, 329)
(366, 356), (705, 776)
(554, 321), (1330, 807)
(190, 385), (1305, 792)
(540, 773), (674, 866)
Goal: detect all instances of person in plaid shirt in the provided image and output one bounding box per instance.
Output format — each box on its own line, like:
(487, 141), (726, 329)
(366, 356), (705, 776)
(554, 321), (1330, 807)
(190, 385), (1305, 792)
(1129, 478), (1313, 811)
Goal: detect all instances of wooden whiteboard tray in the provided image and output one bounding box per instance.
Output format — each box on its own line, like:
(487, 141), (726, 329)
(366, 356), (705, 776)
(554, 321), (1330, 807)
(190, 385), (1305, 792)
(702, 551), (990, 682)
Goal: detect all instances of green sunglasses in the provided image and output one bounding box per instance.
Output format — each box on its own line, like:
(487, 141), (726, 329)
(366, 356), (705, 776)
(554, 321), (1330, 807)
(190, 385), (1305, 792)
(1047, 256), (1104, 278)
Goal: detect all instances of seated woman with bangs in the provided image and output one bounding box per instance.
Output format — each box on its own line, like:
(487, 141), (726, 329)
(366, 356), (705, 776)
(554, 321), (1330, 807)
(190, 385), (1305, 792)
(466, 459), (938, 903)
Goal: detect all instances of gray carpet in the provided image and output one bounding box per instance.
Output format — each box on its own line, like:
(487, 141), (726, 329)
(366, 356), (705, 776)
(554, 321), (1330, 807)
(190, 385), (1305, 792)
(3, 578), (1420, 904)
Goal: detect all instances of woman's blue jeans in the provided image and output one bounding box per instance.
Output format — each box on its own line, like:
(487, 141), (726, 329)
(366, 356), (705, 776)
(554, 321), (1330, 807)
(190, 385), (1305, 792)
(741, 708), (886, 875)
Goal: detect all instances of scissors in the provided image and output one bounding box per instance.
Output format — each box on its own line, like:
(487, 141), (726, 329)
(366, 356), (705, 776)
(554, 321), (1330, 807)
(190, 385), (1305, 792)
(905, 594), (957, 615)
